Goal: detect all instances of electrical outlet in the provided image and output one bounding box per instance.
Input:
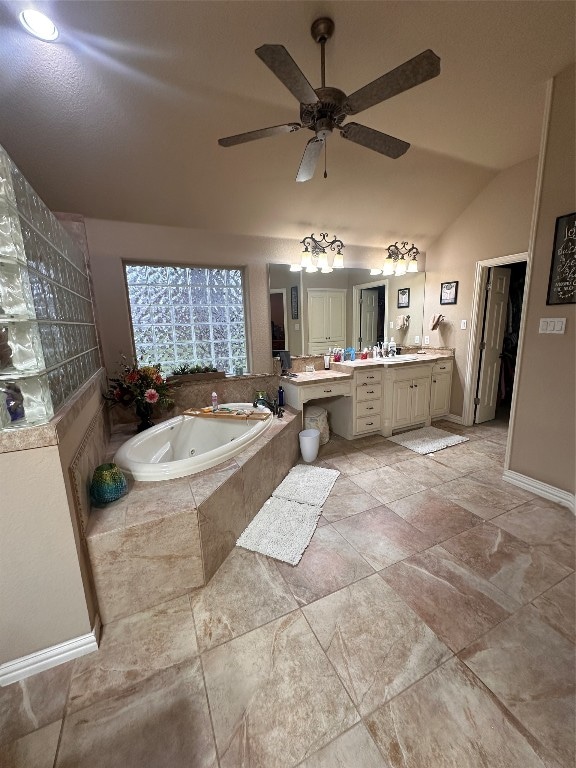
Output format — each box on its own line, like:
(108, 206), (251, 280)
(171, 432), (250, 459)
(424, 335), (430, 345)
(460, 319), (467, 330)
(539, 318), (566, 333)
(390, 321), (394, 329)
(414, 335), (420, 344)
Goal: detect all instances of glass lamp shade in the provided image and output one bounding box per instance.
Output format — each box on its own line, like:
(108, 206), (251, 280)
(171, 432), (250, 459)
(382, 260), (395, 276)
(369, 268), (382, 275)
(407, 257), (419, 273)
(90, 463), (128, 505)
(301, 252), (312, 269)
(395, 258), (407, 276)
(332, 253), (344, 269)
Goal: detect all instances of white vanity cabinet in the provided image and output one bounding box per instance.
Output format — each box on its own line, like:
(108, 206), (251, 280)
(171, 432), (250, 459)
(354, 369), (382, 434)
(307, 290), (346, 354)
(430, 359), (453, 418)
(382, 364), (435, 437)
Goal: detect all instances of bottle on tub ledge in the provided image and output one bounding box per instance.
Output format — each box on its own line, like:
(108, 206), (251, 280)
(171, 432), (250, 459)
(211, 391), (218, 412)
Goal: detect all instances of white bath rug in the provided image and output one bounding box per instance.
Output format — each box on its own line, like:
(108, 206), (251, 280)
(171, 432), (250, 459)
(387, 426), (468, 455)
(236, 497), (321, 566)
(272, 464), (340, 506)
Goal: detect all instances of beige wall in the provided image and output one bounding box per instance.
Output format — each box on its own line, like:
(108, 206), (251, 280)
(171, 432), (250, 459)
(509, 65), (575, 494)
(423, 157), (539, 414)
(0, 445), (91, 662)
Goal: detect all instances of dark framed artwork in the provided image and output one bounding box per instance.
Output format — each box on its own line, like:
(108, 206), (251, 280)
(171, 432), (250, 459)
(546, 212), (576, 305)
(397, 287), (410, 308)
(440, 281), (458, 305)
(290, 285), (299, 319)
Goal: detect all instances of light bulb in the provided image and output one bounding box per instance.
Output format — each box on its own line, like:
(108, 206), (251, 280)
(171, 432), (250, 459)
(19, 10), (59, 41)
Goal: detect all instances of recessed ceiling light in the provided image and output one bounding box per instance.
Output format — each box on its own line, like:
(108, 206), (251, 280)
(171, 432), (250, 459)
(19, 9), (59, 41)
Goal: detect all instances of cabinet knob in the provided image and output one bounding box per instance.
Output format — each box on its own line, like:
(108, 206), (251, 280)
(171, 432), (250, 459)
(410, 385), (413, 389)
(414, 384), (418, 388)
(433, 379), (437, 383)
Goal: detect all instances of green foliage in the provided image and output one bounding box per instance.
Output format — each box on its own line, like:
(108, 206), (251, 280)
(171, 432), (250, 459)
(170, 363), (218, 376)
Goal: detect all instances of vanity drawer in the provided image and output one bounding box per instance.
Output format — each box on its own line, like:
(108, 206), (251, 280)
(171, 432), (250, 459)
(302, 381), (351, 401)
(356, 400), (380, 418)
(356, 370), (382, 386)
(356, 384), (382, 402)
(356, 414), (381, 433)
(432, 360), (453, 374)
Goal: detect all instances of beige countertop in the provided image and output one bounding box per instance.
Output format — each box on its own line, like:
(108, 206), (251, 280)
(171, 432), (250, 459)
(281, 370), (353, 386)
(281, 352), (453, 386)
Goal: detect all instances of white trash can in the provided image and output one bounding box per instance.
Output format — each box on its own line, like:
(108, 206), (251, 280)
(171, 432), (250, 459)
(304, 405), (329, 445)
(299, 428), (320, 463)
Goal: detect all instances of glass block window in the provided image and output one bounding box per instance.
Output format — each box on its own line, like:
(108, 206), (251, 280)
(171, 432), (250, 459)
(125, 265), (248, 375)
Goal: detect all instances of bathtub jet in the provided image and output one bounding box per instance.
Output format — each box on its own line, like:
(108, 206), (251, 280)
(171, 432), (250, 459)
(114, 403), (273, 481)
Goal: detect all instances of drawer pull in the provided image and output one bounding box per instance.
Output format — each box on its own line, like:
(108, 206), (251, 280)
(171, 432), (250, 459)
(324, 389), (332, 393)
(438, 365), (446, 370)
(366, 406), (374, 411)
(366, 390), (375, 394)
(410, 385), (413, 389)
(366, 422), (374, 426)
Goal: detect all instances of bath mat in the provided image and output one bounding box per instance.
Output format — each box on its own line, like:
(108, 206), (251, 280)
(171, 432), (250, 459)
(387, 426), (468, 455)
(236, 497), (321, 566)
(272, 464), (340, 506)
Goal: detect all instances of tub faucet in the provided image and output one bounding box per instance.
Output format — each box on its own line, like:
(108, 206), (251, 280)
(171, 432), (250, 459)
(253, 395), (276, 414)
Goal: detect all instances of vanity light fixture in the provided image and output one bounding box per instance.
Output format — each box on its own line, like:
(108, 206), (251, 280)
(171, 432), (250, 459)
(294, 232), (345, 273)
(370, 242), (420, 277)
(19, 9), (59, 41)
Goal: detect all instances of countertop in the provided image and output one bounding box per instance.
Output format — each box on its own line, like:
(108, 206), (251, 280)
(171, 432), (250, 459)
(281, 352), (453, 386)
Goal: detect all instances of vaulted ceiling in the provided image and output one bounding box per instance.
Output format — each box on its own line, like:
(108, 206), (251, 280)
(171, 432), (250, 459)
(0, 1), (574, 248)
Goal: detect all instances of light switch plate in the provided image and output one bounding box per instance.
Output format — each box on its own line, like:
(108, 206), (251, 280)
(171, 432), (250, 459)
(460, 319), (467, 330)
(414, 335), (420, 344)
(539, 318), (566, 334)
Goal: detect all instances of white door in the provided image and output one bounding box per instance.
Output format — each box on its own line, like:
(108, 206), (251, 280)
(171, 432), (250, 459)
(476, 267), (511, 423)
(360, 289), (379, 349)
(308, 293), (328, 343)
(326, 292), (346, 343)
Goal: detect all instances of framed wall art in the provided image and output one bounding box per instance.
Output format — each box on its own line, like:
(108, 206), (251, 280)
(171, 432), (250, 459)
(440, 281), (458, 305)
(546, 211), (576, 305)
(290, 285), (299, 319)
(397, 287), (410, 308)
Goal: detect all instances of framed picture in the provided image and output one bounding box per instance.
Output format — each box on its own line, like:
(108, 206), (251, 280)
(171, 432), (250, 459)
(397, 287), (410, 308)
(290, 285), (299, 319)
(546, 212), (576, 305)
(440, 281), (458, 305)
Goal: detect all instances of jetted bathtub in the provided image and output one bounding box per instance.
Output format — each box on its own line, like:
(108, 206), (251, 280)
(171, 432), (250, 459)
(114, 403), (272, 481)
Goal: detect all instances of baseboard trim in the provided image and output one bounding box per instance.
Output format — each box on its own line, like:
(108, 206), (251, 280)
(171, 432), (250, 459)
(0, 616), (101, 687)
(503, 470), (575, 513)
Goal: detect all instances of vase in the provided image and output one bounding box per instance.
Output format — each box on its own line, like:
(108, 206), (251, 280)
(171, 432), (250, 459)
(135, 401), (154, 432)
(90, 463), (128, 505)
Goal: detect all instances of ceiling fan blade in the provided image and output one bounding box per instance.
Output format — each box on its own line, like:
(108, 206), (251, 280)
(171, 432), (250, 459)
(218, 123), (301, 147)
(346, 49), (441, 115)
(296, 137), (324, 182)
(256, 44), (320, 105)
(340, 122), (410, 159)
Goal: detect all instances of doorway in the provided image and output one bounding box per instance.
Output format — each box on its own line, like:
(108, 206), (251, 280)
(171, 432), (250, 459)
(269, 289), (288, 351)
(353, 282), (387, 349)
(463, 252), (529, 429)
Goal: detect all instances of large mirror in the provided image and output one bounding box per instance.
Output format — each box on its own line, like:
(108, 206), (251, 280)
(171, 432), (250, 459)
(269, 264), (426, 357)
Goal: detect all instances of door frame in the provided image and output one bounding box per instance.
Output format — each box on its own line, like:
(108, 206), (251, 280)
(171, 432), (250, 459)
(269, 288), (288, 350)
(463, 252), (530, 464)
(352, 280), (389, 348)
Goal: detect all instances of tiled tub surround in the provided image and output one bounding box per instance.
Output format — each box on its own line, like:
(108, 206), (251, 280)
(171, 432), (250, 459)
(86, 407), (300, 623)
(2, 415), (573, 767)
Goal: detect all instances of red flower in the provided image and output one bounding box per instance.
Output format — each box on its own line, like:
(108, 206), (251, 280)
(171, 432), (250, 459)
(144, 389), (159, 404)
(154, 373), (164, 385)
(126, 371), (140, 383)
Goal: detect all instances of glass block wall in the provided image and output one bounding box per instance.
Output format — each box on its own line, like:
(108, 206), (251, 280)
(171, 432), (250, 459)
(125, 265), (248, 375)
(0, 144), (101, 429)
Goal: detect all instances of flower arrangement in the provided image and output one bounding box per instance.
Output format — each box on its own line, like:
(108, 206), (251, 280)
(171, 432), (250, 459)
(107, 360), (173, 410)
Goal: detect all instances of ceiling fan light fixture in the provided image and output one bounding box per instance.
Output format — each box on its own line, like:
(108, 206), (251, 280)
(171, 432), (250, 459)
(19, 9), (59, 41)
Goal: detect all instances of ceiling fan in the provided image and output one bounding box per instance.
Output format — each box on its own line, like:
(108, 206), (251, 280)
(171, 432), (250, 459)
(218, 18), (440, 182)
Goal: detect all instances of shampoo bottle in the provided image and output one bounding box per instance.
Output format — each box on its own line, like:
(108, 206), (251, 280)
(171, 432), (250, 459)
(211, 391), (218, 412)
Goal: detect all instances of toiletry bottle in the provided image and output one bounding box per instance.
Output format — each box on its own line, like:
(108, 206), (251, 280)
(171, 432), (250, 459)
(388, 338), (397, 357)
(372, 346), (378, 359)
(211, 391), (218, 412)
(278, 385), (284, 406)
(324, 354), (330, 370)
(383, 338), (389, 356)
(349, 348), (356, 361)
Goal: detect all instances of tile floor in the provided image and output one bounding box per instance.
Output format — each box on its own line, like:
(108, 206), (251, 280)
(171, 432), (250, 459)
(18, 419), (576, 767)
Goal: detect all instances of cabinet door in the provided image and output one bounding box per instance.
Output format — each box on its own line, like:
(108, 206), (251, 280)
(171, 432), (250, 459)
(411, 376), (431, 423)
(326, 292), (346, 343)
(392, 380), (412, 428)
(308, 293), (328, 342)
(430, 372), (451, 417)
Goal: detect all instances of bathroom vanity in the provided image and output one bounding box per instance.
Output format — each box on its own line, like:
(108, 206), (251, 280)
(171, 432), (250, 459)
(281, 353), (453, 439)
